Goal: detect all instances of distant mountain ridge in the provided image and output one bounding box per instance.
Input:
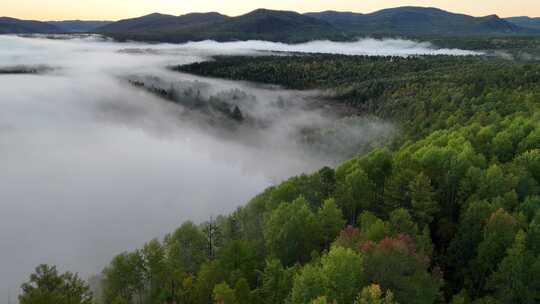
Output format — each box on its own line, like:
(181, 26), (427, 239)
(1, 7), (540, 42)
(505, 16), (540, 30)
(306, 7), (524, 35)
(97, 9), (344, 43)
(0, 17), (111, 33)
(97, 12), (227, 32)
(96, 7), (540, 42)
(48, 20), (112, 32)
(0, 17), (61, 34)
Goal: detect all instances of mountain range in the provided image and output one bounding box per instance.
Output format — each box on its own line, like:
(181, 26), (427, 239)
(1, 6), (539, 42)
(48, 20), (112, 32)
(96, 9), (346, 43)
(0, 17), (111, 34)
(306, 7), (523, 35)
(0, 17), (63, 34)
(505, 16), (540, 30)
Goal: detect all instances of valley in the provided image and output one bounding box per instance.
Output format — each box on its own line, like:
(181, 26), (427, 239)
(1, 4), (540, 304)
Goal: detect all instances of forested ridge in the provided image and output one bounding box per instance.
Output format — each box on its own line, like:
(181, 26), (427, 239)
(92, 7), (538, 44)
(177, 55), (540, 139)
(4, 6), (540, 40)
(21, 54), (540, 304)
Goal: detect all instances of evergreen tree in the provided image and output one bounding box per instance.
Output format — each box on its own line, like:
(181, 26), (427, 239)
(488, 230), (540, 303)
(410, 172), (439, 227)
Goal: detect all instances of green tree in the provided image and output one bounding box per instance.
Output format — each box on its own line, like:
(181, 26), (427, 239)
(342, 167), (374, 224)
(19, 264), (93, 304)
(217, 240), (258, 285)
(102, 251), (145, 304)
(320, 247), (365, 304)
(446, 200), (496, 294)
(389, 208), (418, 237)
(527, 210), (540, 254)
(358, 148), (393, 204)
(492, 131), (515, 162)
(213, 282), (236, 304)
(290, 247), (364, 304)
(515, 150), (540, 182)
(179, 275), (196, 304)
(477, 165), (515, 201)
(410, 172), (439, 227)
(289, 264), (326, 304)
(167, 221), (208, 274)
(363, 235), (441, 304)
(383, 168), (416, 215)
(359, 212), (390, 242)
(195, 261), (225, 304)
(264, 197), (320, 265)
(260, 258), (295, 304)
(317, 198), (346, 249)
(234, 278), (251, 304)
(517, 196), (540, 222)
(141, 239), (167, 302)
(488, 230), (540, 303)
(355, 284), (397, 304)
(471, 209), (519, 294)
(317, 167), (337, 201)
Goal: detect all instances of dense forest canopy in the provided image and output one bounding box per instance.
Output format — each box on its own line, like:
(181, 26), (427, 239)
(20, 41), (540, 304)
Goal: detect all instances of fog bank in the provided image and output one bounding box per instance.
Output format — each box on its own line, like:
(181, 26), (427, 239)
(179, 38), (483, 56)
(0, 35), (476, 299)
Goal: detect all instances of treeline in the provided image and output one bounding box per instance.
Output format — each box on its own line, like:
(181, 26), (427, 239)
(422, 36), (540, 59)
(176, 55), (540, 139)
(128, 78), (245, 123)
(21, 54), (540, 303)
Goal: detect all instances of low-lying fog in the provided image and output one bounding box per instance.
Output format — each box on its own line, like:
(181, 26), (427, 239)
(0, 35), (477, 297)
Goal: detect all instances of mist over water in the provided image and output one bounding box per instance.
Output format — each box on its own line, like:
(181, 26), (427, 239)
(179, 38), (482, 56)
(0, 35), (476, 298)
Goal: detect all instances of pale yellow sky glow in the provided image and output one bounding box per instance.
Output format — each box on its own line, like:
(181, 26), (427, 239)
(2, 0), (539, 21)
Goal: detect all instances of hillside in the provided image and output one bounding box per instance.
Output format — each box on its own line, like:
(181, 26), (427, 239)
(2, 7), (539, 39)
(306, 6), (528, 36)
(96, 13), (184, 32)
(96, 7), (539, 43)
(96, 12), (229, 41)
(47, 20), (112, 32)
(97, 9), (343, 43)
(96, 54), (540, 304)
(506, 16), (540, 30)
(207, 9), (343, 42)
(0, 17), (61, 34)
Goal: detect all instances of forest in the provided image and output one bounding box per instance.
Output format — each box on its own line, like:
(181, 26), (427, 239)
(20, 52), (540, 304)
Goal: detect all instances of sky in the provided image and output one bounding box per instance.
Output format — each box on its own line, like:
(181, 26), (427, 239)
(2, 0), (540, 21)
